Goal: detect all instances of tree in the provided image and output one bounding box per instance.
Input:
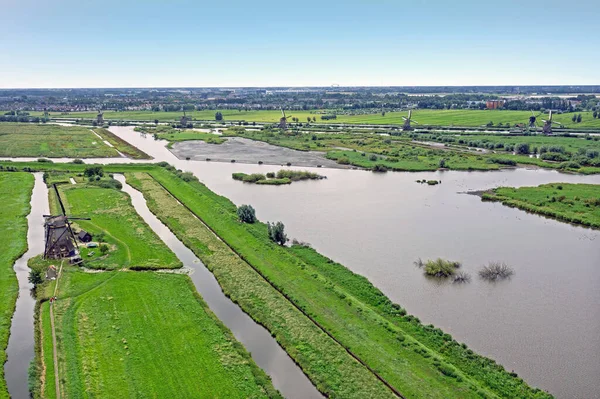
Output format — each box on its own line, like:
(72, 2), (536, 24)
(215, 112), (223, 121)
(84, 166), (104, 178)
(237, 204), (256, 224)
(438, 158), (447, 168)
(593, 111), (598, 119)
(28, 269), (43, 286)
(154, 119), (159, 125)
(307, 117), (311, 123)
(99, 243), (109, 254)
(312, 116), (316, 122)
(514, 143), (530, 155)
(577, 114), (582, 123)
(267, 221), (288, 246)
(572, 114), (577, 122)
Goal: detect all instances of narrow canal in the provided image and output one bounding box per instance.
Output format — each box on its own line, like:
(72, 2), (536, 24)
(5, 173), (49, 399)
(115, 175), (322, 399)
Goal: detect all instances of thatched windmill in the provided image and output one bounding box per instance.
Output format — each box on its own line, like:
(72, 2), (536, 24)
(528, 110), (542, 129)
(402, 110), (418, 131)
(180, 110), (190, 126)
(43, 185), (90, 261)
(279, 108), (292, 129)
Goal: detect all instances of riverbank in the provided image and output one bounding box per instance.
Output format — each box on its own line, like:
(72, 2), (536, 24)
(481, 183), (600, 229)
(0, 172), (34, 397)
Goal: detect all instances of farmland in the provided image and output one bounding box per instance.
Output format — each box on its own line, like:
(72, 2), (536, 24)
(34, 268), (280, 398)
(0, 172), (34, 397)
(0, 123), (120, 158)
(55, 182), (181, 270)
(482, 183), (600, 229)
(127, 166), (551, 398)
(29, 176), (279, 398)
(26, 109), (600, 129)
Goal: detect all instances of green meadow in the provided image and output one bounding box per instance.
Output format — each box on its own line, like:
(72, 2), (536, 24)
(55, 184), (181, 270)
(0, 123), (120, 158)
(482, 183), (600, 229)
(0, 172), (34, 397)
(29, 109), (600, 128)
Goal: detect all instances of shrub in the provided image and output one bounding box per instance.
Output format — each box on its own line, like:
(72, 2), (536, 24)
(37, 158), (53, 163)
(372, 164), (388, 172)
(267, 221), (288, 246)
(71, 159), (85, 164)
(514, 143), (530, 155)
(266, 172), (275, 178)
(28, 269), (43, 286)
(237, 204), (257, 223)
(84, 166), (104, 178)
(438, 158), (446, 168)
(99, 243), (109, 255)
(369, 154), (378, 161)
(487, 158), (517, 166)
(453, 271), (471, 283)
(336, 157), (350, 165)
(423, 258), (461, 278)
(479, 262), (514, 281)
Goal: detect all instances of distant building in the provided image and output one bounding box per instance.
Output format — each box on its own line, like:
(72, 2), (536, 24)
(486, 100), (505, 110)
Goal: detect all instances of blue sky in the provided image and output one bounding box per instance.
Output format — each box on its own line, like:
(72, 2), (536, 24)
(1, 0), (598, 88)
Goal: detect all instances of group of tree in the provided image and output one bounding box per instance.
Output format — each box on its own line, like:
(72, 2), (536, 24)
(237, 204), (288, 246)
(215, 111), (223, 121)
(571, 113), (583, 123)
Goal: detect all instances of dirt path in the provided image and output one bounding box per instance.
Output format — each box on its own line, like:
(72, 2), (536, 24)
(50, 261), (64, 399)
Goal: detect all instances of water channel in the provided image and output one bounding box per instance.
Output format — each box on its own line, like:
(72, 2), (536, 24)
(5, 173), (49, 399)
(3, 126), (600, 398)
(115, 175), (321, 399)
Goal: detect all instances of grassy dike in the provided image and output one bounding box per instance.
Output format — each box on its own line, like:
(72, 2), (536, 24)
(482, 183), (600, 229)
(0, 172), (34, 397)
(92, 128), (152, 159)
(28, 180), (280, 399)
(0, 161), (553, 398)
(129, 167), (551, 398)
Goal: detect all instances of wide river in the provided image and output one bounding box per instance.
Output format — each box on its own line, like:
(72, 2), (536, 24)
(7, 126), (600, 398)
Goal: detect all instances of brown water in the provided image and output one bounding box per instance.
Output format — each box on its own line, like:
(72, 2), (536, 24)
(115, 175), (322, 399)
(103, 127), (600, 398)
(5, 173), (49, 399)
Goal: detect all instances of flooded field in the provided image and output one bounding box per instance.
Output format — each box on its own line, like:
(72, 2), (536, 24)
(170, 136), (345, 168)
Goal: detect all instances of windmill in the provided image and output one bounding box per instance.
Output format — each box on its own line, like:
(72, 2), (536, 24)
(541, 110), (562, 135)
(43, 184), (90, 261)
(180, 109), (190, 127)
(96, 109), (104, 126)
(43, 108), (49, 120)
(528, 110), (542, 129)
(402, 110), (418, 131)
(279, 108), (292, 129)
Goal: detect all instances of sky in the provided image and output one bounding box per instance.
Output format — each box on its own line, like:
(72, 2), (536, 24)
(1, 0), (598, 88)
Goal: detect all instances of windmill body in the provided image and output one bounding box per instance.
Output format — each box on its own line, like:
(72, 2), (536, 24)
(541, 110), (561, 135)
(279, 108), (291, 129)
(180, 110), (190, 126)
(96, 109), (104, 125)
(402, 110), (418, 131)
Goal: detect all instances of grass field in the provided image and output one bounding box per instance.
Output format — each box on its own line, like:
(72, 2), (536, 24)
(224, 129), (600, 174)
(0, 172), (34, 397)
(56, 184), (181, 270)
(92, 128), (152, 159)
(482, 183), (600, 229)
(129, 167), (551, 398)
(36, 268), (280, 398)
(29, 109), (600, 128)
(0, 123), (120, 158)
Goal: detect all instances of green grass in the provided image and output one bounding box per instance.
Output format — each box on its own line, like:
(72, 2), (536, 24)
(482, 183), (600, 229)
(29, 109), (600, 128)
(0, 123), (120, 158)
(92, 128), (152, 159)
(135, 125), (226, 144)
(56, 184), (181, 270)
(125, 172), (393, 398)
(130, 166), (551, 398)
(39, 268), (280, 399)
(0, 172), (34, 397)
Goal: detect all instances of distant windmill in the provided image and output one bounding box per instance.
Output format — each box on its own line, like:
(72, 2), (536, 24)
(279, 108), (292, 129)
(43, 184), (90, 261)
(43, 108), (49, 120)
(402, 110), (418, 131)
(180, 109), (190, 127)
(96, 109), (104, 126)
(528, 110), (542, 129)
(541, 110), (562, 135)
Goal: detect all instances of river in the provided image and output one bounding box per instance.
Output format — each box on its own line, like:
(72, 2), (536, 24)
(4, 126), (600, 398)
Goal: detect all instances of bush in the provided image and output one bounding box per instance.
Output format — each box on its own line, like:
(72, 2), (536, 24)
(37, 158), (53, 163)
(71, 159), (85, 164)
(84, 166), (104, 178)
(487, 158), (517, 166)
(369, 154), (378, 161)
(438, 158), (446, 168)
(266, 172), (275, 178)
(237, 204), (256, 224)
(453, 271), (471, 283)
(372, 164), (388, 172)
(423, 258), (461, 278)
(99, 243), (109, 255)
(479, 262), (514, 281)
(267, 221), (288, 246)
(514, 143), (530, 155)
(28, 269), (43, 286)
(337, 157), (350, 165)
